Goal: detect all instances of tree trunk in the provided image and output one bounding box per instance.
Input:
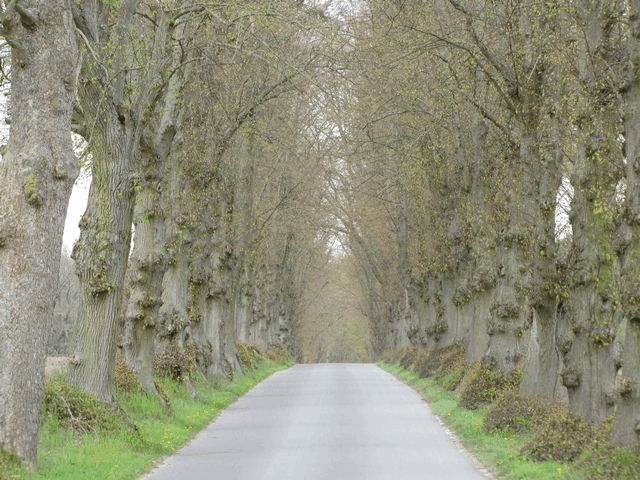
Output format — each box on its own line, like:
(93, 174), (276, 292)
(232, 133), (257, 343)
(563, 145), (619, 422)
(612, 0), (640, 449)
(521, 110), (564, 402)
(0, 0), (78, 467)
(69, 113), (138, 403)
(122, 41), (181, 391)
(122, 146), (165, 395)
(489, 135), (536, 372)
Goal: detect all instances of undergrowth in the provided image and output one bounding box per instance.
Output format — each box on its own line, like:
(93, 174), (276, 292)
(153, 342), (200, 380)
(522, 403), (604, 463)
(574, 445), (640, 479)
(114, 353), (142, 394)
(459, 361), (521, 410)
(43, 377), (126, 433)
(0, 449), (24, 480)
(235, 341), (263, 371)
(264, 341), (289, 362)
(483, 390), (543, 434)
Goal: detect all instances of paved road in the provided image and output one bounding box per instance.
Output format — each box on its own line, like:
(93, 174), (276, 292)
(143, 364), (487, 480)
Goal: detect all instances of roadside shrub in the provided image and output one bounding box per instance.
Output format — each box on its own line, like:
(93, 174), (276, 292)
(236, 341), (263, 371)
(483, 391), (544, 433)
(154, 342), (199, 380)
(390, 344), (469, 390)
(412, 350), (430, 373)
(459, 362), (521, 409)
(415, 350), (434, 377)
(422, 344), (468, 390)
(522, 403), (601, 462)
(385, 347), (409, 364)
(434, 343), (465, 372)
(381, 349), (398, 363)
(575, 445), (640, 480)
(43, 377), (124, 433)
(385, 346), (417, 366)
(438, 365), (467, 391)
(114, 352), (142, 393)
(265, 341), (288, 362)
(399, 346), (418, 369)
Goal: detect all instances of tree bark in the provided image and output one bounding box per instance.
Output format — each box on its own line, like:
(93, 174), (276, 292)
(69, 110), (138, 403)
(0, 0), (78, 467)
(123, 36), (182, 392)
(231, 132), (257, 344)
(122, 145), (165, 395)
(612, 0), (640, 449)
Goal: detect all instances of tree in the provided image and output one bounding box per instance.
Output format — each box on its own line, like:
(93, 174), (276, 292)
(68, 0), (175, 403)
(0, 0), (79, 467)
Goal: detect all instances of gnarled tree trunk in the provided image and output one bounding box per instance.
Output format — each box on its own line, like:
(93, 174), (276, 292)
(0, 0), (78, 467)
(612, 0), (640, 449)
(69, 110), (139, 403)
(122, 145), (166, 395)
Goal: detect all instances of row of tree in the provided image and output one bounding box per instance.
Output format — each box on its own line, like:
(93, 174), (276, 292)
(0, 0), (340, 468)
(13, 0), (640, 468)
(336, 0), (640, 450)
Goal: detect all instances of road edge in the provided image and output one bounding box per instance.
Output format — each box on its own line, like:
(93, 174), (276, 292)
(377, 362), (495, 480)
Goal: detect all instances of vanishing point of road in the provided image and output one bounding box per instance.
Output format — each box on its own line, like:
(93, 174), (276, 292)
(144, 364), (487, 480)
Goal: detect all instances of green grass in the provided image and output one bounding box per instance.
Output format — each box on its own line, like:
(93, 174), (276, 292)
(0, 448), (24, 480)
(8, 359), (291, 480)
(380, 361), (572, 480)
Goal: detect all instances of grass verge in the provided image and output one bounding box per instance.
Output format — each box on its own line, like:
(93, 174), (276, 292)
(379, 361), (640, 480)
(4, 358), (291, 480)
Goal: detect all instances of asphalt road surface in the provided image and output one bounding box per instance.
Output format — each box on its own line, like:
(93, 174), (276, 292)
(143, 363), (487, 480)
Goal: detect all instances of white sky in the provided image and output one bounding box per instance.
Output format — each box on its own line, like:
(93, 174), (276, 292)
(62, 173), (90, 255)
